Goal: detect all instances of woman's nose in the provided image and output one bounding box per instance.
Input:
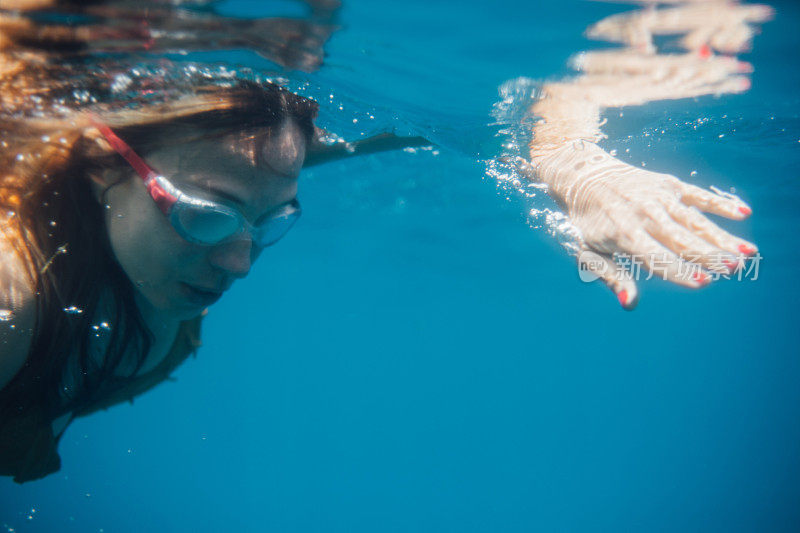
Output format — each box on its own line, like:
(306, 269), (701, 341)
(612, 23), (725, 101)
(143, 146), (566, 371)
(208, 238), (253, 278)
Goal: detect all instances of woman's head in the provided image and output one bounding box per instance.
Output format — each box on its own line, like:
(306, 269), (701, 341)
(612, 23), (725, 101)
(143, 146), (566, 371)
(0, 78), (318, 409)
(86, 83), (316, 319)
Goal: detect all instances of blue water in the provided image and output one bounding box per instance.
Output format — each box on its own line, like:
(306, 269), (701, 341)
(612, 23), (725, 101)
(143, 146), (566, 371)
(3, 0), (800, 531)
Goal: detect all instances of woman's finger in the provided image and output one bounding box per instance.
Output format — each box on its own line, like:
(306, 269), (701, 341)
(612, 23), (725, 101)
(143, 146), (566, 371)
(665, 202), (758, 257)
(578, 248), (639, 310)
(628, 231), (712, 288)
(643, 207), (737, 273)
(676, 181), (752, 220)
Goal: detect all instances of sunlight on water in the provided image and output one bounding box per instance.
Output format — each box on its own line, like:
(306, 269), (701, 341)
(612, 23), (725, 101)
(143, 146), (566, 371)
(487, 77), (584, 255)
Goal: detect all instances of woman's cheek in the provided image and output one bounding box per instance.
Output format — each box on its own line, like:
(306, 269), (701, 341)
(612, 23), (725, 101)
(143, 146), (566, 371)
(103, 181), (172, 286)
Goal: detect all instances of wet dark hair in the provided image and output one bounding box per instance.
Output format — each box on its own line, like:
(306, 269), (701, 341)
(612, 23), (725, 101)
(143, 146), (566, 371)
(0, 80), (318, 419)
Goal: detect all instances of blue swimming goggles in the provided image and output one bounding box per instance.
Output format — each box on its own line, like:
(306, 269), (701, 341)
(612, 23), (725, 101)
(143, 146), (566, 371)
(91, 117), (301, 248)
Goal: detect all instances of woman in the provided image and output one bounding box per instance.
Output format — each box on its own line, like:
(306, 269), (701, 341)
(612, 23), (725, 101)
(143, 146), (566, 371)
(0, 77), (320, 482)
(0, 0), (425, 483)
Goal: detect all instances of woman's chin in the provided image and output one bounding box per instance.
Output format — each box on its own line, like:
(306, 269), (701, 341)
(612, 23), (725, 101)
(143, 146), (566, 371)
(135, 284), (217, 322)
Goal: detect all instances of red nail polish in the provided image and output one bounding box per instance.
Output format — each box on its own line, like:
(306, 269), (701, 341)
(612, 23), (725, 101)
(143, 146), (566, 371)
(617, 290), (628, 307)
(738, 244), (756, 255)
(738, 77), (752, 91)
(699, 44), (712, 59)
(738, 205), (752, 216)
(723, 259), (738, 271)
(692, 272), (709, 285)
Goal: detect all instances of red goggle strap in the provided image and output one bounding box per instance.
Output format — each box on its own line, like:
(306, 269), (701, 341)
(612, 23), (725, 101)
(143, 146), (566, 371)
(89, 115), (177, 214)
(146, 179), (179, 215)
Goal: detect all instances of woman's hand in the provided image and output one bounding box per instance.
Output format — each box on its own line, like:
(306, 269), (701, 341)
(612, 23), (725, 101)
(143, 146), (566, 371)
(534, 142), (757, 309)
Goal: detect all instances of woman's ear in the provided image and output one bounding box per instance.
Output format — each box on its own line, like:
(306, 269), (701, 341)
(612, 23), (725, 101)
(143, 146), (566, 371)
(80, 125), (125, 193)
(87, 164), (130, 207)
(88, 170), (110, 203)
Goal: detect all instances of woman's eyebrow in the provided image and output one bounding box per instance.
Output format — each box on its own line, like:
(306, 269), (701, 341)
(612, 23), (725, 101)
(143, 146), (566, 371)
(204, 185), (245, 207)
(260, 158), (299, 179)
(204, 183), (297, 215)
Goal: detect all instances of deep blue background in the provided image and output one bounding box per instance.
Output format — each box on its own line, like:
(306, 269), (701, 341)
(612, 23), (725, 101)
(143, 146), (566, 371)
(2, 0), (799, 531)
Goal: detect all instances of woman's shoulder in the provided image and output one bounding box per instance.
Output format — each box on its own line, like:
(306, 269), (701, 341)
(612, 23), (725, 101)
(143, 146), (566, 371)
(0, 216), (37, 391)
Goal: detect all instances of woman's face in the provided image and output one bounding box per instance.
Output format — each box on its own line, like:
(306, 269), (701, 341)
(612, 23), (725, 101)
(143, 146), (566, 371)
(99, 119), (306, 321)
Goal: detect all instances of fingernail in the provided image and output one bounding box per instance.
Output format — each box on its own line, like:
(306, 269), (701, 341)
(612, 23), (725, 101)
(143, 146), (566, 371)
(723, 259), (739, 272)
(738, 243), (756, 255)
(617, 289), (628, 307)
(699, 44), (712, 59)
(737, 61), (753, 73)
(692, 271), (709, 285)
(738, 77), (752, 91)
(738, 205), (752, 216)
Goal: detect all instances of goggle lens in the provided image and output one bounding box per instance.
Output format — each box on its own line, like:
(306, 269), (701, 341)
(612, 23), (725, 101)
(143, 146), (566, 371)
(252, 205), (300, 247)
(176, 202), (301, 247)
(177, 207), (241, 244)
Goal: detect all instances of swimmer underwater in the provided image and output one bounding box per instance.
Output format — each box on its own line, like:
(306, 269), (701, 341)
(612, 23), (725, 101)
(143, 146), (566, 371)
(0, 0), (766, 482)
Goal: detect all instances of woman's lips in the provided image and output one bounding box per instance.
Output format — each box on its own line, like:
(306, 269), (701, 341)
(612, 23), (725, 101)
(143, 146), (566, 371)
(179, 282), (224, 307)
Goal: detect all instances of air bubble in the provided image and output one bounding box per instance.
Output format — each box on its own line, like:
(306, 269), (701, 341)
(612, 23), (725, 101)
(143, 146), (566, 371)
(91, 321), (111, 334)
(110, 74), (133, 93)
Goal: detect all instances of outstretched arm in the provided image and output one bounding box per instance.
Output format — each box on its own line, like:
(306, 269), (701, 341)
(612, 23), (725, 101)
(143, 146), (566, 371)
(304, 129), (431, 168)
(525, 0), (771, 308)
